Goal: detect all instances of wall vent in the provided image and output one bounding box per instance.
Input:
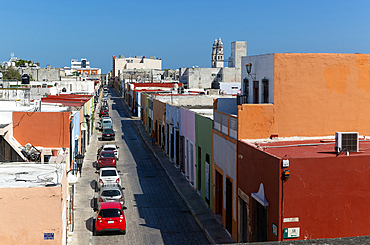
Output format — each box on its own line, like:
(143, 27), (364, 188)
(335, 132), (359, 153)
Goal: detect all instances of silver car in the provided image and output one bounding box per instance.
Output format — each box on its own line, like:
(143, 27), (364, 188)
(98, 184), (125, 207)
(97, 168), (121, 189)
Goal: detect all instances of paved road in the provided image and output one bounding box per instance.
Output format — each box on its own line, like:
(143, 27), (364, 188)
(92, 89), (209, 244)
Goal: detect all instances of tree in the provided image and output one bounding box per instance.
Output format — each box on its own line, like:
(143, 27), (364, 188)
(2, 67), (22, 81)
(15, 59), (33, 67)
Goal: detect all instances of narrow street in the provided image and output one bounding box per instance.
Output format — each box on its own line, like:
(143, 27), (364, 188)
(81, 88), (209, 244)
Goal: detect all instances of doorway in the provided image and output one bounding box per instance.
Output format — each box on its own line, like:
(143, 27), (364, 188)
(197, 146), (202, 192)
(251, 199), (268, 242)
(215, 171), (223, 215)
(226, 178), (232, 234)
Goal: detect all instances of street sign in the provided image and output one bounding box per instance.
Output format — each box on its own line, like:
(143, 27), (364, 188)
(283, 227), (300, 239)
(44, 233), (54, 240)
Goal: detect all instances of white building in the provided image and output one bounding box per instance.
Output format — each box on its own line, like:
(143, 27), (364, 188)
(71, 58), (90, 69)
(113, 55), (162, 77)
(179, 38), (246, 90)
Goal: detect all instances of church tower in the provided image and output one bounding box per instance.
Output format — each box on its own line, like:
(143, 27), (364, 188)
(212, 37), (224, 68)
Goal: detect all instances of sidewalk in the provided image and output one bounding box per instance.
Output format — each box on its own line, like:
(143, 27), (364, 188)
(118, 93), (235, 244)
(69, 110), (100, 245)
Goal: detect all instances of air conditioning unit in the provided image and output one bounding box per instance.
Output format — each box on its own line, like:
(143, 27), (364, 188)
(335, 132), (359, 153)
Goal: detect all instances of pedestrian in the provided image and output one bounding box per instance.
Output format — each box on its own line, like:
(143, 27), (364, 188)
(77, 161), (83, 177)
(151, 130), (156, 146)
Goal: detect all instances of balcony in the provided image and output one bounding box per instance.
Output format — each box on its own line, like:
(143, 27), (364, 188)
(237, 94), (248, 105)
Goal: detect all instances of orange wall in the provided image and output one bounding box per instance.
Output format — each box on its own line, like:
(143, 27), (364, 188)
(13, 112), (71, 148)
(0, 186), (63, 244)
(239, 53), (370, 139)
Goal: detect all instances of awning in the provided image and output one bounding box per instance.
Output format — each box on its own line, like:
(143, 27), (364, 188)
(68, 172), (78, 185)
(252, 183), (269, 206)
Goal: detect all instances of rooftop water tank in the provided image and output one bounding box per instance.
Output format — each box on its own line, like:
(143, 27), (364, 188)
(22, 74), (30, 84)
(211, 80), (220, 89)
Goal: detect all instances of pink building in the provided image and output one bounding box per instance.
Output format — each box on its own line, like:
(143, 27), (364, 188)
(181, 108), (196, 186)
(0, 163), (67, 244)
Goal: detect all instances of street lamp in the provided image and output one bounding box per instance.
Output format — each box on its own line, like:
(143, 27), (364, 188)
(75, 154), (84, 164)
(74, 154), (84, 175)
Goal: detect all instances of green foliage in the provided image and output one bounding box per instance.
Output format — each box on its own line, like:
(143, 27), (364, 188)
(2, 67), (22, 81)
(15, 59), (33, 67)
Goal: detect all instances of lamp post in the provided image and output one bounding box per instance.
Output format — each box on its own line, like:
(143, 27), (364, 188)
(75, 154), (84, 175)
(245, 63), (256, 79)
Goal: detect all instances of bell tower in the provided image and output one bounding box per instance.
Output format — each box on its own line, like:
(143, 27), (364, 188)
(212, 37), (224, 68)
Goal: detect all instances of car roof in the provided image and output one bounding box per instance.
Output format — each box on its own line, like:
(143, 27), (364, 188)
(103, 144), (117, 148)
(103, 128), (114, 132)
(100, 201), (121, 209)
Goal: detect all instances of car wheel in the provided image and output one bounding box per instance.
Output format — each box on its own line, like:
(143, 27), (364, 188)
(122, 229), (126, 235)
(93, 222), (99, 236)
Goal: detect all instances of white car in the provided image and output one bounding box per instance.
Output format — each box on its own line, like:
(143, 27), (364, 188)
(100, 144), (119, 160)
(97, 168), (121, 190)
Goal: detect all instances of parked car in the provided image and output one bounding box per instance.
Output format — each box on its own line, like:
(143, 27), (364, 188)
(97, 167), (121, 189)
(95, 201), (126, 235)
(101, 118), (113, 130)
(99, 107), (109, 117)
(102, 128), (115, 141)
(97, 150), (116, 169)
(98, 144), (119, 160)
(101, 100), (108, 107)
(98, 184), (125, 207)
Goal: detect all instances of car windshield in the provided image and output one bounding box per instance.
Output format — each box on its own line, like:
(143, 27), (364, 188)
(101, 152), (114, 158)
(101, 170), (117, 176)
(101, 190), (121, 197)
(99, 208), (122, 218)
(103, 129), (114, 134)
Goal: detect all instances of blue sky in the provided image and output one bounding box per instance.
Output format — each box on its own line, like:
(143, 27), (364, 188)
(1, 0), (370, 73)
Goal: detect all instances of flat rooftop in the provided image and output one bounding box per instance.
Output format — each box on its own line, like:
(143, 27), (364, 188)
(0, 163), (65, 188)
(0, 101), (68, 112)
(243, 137), (370, 159)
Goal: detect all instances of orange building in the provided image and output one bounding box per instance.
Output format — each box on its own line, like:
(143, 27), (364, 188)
(238, 53), (370, 139)
(232, 53), (370, 242)
(13, 111), (70, 148)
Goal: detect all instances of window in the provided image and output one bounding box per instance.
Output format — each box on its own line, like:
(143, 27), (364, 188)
(101, 169), (117, 176)
(243, 78), (249, 98)
(99, 209), (122, 218)
(253, 81), (259, 104)
(262, 79), (269, 103)
(101, 190), (121, 197)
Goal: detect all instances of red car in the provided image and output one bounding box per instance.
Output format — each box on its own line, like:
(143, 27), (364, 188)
(97, 150), (116, 169)
(96, 202), (126, 235)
